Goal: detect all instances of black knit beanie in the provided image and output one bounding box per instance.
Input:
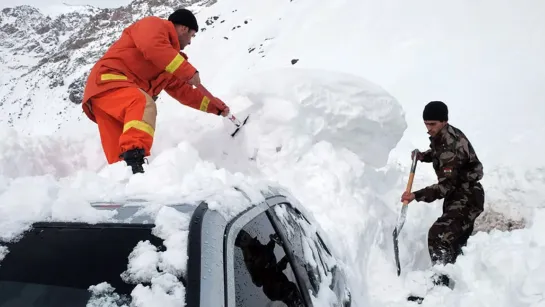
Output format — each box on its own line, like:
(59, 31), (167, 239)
(168, 9), (199, 32)
(423, 101), (448, 121)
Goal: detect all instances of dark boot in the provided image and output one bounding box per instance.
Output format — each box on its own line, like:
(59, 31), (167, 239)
(406, 273), (452, 303)
(120, 148), (146, 174)
(407, 295), (424, 304)
(433, 273), (452, 288)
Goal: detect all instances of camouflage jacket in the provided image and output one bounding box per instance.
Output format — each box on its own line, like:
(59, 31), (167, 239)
(413, 124), (483, 203)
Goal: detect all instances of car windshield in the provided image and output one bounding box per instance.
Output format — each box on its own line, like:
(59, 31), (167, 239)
(0, 222), (172, 307)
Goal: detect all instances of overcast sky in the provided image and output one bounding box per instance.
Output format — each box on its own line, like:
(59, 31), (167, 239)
(0, 0), (133, 15)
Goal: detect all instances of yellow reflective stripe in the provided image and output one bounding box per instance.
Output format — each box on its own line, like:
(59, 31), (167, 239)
(165, 54), (185, 74)
(199, 96), (210, 112)
(123, 120), (155, 137)
(101, 73), (128, 81)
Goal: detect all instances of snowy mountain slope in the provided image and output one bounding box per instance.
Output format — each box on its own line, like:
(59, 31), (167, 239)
(38, 3), (105, 18)
(0, 4), (99, 91)
(0, 4), (100, 126)
(0, 0), (544, 306)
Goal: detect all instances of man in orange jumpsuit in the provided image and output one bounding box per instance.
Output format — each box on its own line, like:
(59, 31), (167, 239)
(82, 9), (229, 174)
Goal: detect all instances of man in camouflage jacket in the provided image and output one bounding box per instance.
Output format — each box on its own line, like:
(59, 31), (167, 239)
(401, 101), (485, 287)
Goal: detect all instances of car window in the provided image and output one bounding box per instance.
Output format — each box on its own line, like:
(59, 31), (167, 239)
(233, 211), (305, 307)
(271, 203), (336, 294)
(0, 223), (168, 307)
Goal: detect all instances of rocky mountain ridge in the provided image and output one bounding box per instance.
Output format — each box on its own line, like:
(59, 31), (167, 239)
(0, 0), (215, 131)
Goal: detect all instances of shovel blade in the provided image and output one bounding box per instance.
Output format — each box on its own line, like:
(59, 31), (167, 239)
(393, 227), (401, 276)
(230, 114), (250, 138)
(393, 203), (408, 276)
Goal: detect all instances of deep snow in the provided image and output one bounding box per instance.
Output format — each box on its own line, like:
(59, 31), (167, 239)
(0, 68), (408, 306)
(1, 67), (545, 306)
(0, 0), (545, 306)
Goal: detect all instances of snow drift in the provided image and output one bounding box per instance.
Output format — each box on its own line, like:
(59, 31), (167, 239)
(228, 68), (407, 168)
(0, 68), (408, 306)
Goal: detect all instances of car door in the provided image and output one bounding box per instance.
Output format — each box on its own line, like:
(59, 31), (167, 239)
(267, 201), (352, 307)
(224, 203), (308, 307)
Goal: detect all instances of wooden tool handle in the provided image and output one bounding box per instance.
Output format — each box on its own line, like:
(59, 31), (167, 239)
(402, 149), (420, 205)
(405, 172), (415, 192)
(403, 172), (415, 205)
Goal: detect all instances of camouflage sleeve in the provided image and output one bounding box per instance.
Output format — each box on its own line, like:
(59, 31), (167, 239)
(413, 150), (459, 202)
(464, 139), (484, 183)
(413, 139), (469, 202)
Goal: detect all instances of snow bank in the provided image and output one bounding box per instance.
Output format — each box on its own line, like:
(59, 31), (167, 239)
(0, 123), (105, 178)
(0, 66), (408, 307)
(226, 67), (407, 168)
(0, 139), (268, 306)
(0, 138), (269, 242)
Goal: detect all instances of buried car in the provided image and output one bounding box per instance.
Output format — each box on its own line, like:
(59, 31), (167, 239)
(0, 190), (351, 307)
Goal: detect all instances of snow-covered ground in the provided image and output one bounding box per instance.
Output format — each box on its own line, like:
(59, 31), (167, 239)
(1, 0), (545, 306)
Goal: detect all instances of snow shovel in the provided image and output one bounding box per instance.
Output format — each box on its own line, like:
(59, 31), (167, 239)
(196, 84), (250, 138)
(393, 149), (419, 276)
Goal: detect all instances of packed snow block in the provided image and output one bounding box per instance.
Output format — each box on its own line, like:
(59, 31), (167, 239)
(230, 67), (407, 168)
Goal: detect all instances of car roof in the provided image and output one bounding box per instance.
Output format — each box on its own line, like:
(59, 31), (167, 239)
(85, 185), (291, 225)
(89, 200), (201, 224)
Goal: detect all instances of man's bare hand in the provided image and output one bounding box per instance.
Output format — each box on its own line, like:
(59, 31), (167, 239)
(214, 98), (230, 117)
(411, 151), (424, 161)
(220, 105), (230, 117)
(401, 191), (415, 204)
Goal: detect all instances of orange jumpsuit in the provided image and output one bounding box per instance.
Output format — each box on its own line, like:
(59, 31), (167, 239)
(82, 16), (225, 164)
